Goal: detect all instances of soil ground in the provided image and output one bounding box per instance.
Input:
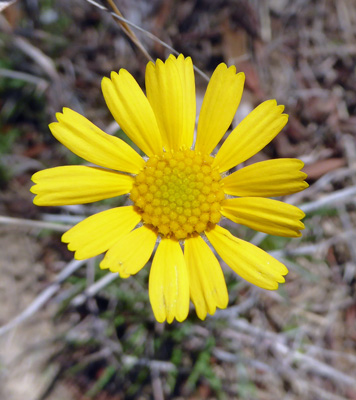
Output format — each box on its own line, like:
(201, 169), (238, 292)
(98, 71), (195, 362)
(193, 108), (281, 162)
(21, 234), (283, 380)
(0, 230), (73, 400)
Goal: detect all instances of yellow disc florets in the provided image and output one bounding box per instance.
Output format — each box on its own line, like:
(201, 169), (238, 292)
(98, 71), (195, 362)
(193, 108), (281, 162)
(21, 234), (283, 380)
(130, 149), (225, 240)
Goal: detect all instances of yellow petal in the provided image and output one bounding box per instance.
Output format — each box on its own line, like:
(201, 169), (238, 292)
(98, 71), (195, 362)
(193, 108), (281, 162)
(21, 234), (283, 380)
(184, 235), (228, 320)
(149, 238), (189, 323)
(102, 69), (163, 157)
(195, 63), (245, 155)
(146, 55), (196, 151)
(62, 206), (142, 259)
(214, 100), (288, 172)
(206, 225), (288, 290)
(100, 225), (157, 278)
(222, 158), (308, 197)
(221, 197), (305, 237)
(31, 166), (133, 205)
(50, 108), (145, 174)
(175, 55), (196, 149)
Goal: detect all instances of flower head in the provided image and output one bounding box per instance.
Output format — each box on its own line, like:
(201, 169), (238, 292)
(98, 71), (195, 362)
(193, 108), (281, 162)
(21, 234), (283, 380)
(31, 54), (308, 323)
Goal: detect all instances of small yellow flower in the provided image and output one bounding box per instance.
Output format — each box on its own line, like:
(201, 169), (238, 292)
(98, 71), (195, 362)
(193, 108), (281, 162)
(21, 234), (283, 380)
(31, 54), (308, 323)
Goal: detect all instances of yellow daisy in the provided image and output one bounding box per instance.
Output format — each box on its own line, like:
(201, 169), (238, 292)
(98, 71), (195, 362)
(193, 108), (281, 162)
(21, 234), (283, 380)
(31, 54), (308, 323)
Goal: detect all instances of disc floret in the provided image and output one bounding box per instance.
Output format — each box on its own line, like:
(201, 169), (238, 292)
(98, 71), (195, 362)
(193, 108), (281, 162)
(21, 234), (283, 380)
(130, 149), (224, 239)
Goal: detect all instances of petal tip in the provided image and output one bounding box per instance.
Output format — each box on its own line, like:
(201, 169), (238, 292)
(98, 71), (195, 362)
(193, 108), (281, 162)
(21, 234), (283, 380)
(30, 172), (38, 183)
(110, 71), (118, 81)
(73, 251), (87, 261)
(101, 76), (112, 91)
(48, 121), (58, 133)
(196, 310), (207, 321)
(227, 64), (236, 74)
(215, 62), (228, 73)
(236, 71), (245, 82)
(118, 68), (130, 78)
(61, 231), (71, 244)
(146, 60), (155, 71)
(99, 259), (109, 270)
(154, 312), (166, 324)
(62, 107), (72, 115)
(55, 111), (63, 121)
(32, 195), (43, 206)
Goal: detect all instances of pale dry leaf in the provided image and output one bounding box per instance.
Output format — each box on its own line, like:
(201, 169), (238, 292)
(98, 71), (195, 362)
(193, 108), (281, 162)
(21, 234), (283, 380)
(0, 0), (17, 13)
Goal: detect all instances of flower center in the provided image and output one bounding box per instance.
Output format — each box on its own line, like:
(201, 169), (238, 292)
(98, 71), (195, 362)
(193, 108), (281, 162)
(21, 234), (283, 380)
(130, 149), (224, 240)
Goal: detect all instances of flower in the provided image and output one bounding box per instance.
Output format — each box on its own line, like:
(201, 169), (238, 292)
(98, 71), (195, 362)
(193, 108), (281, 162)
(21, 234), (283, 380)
(31, 54), (308, 323)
